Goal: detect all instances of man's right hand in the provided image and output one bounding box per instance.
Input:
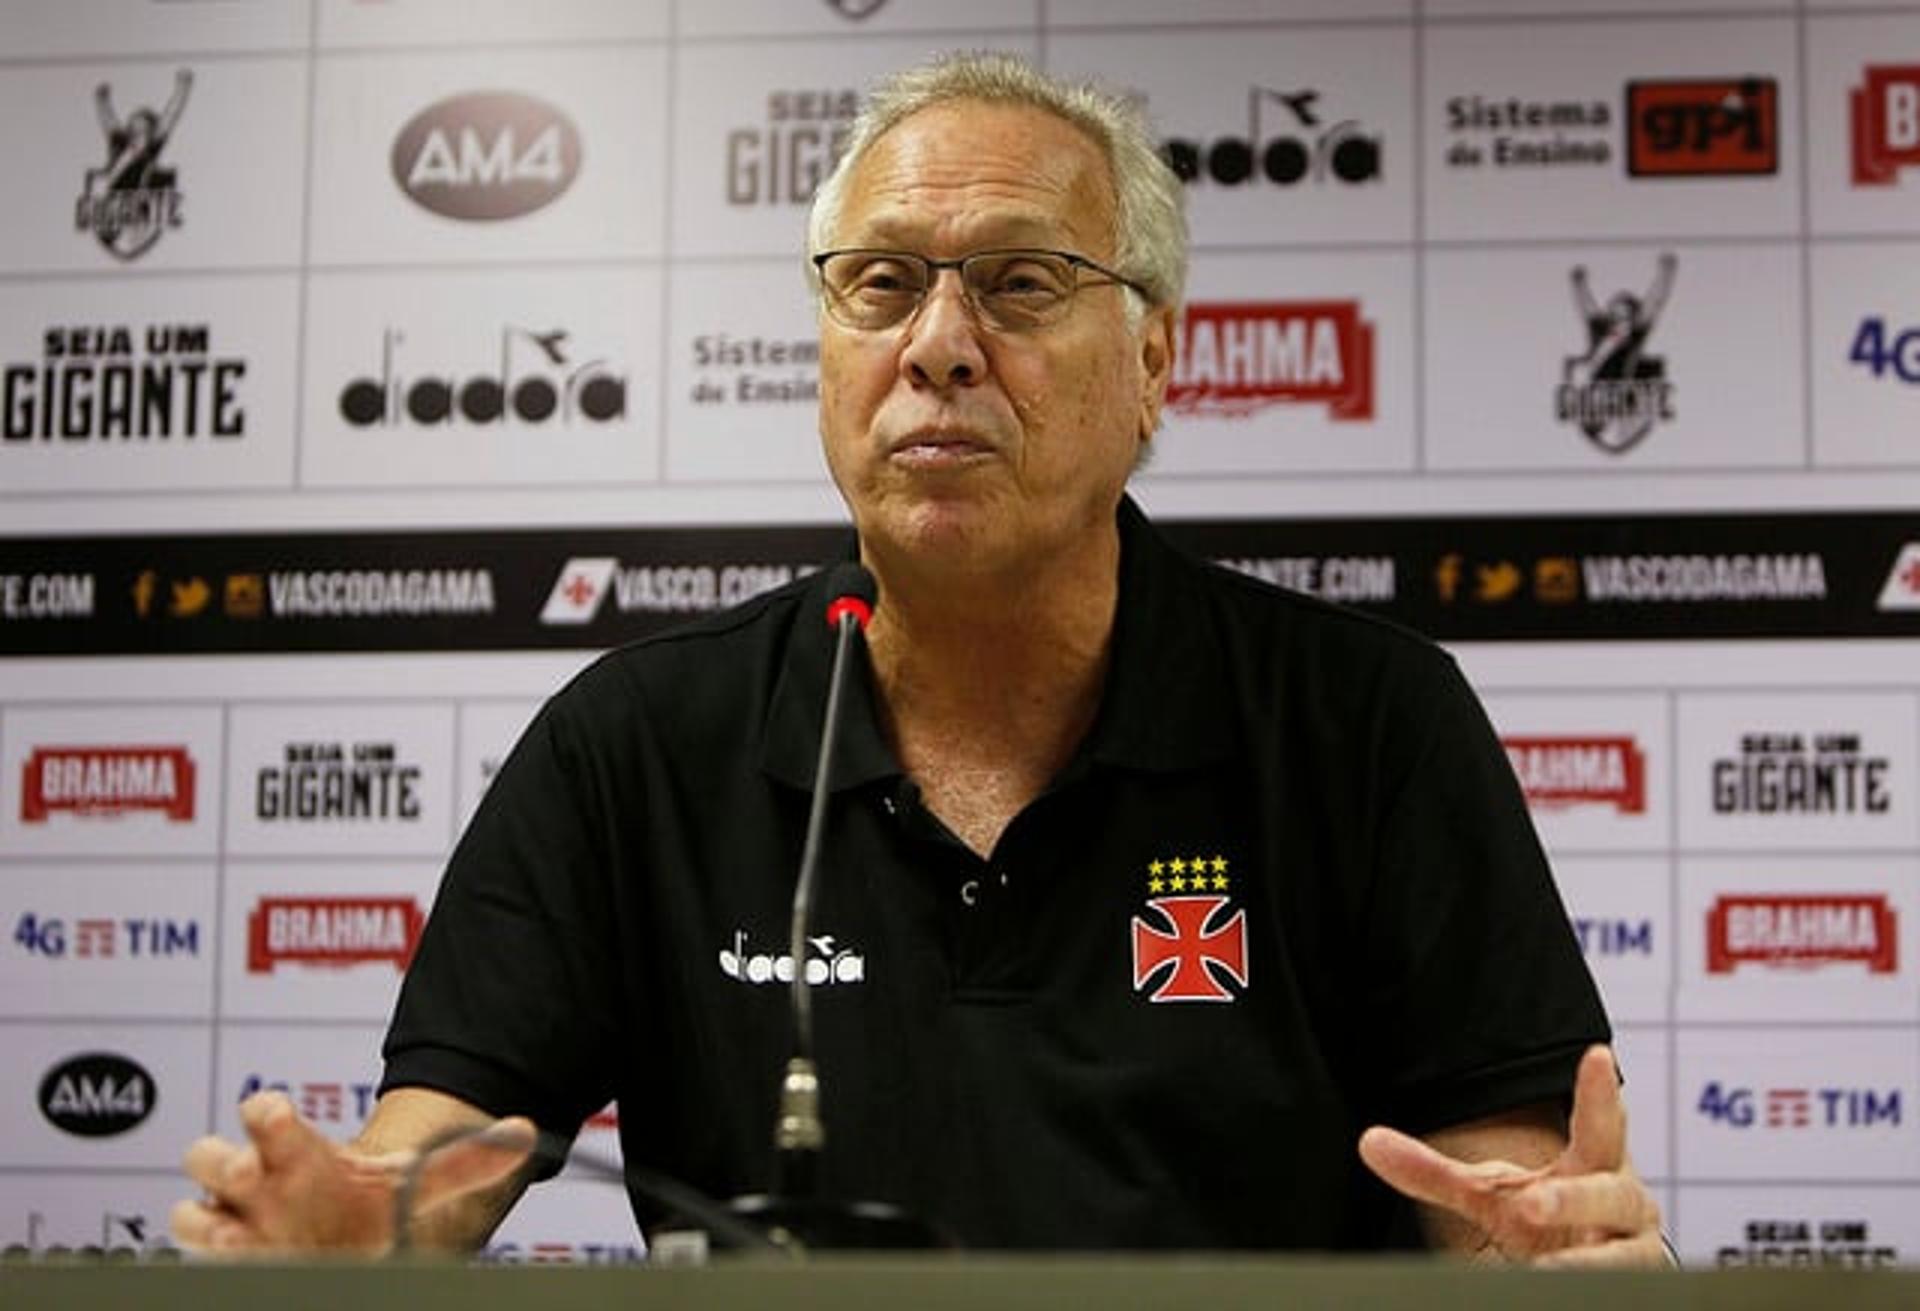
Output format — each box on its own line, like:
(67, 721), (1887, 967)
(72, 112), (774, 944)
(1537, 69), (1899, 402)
(172, 1089), (535, 1256)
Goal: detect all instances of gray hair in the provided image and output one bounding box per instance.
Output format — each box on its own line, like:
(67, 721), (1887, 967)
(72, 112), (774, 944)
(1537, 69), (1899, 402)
(806, 51), (1188, 320)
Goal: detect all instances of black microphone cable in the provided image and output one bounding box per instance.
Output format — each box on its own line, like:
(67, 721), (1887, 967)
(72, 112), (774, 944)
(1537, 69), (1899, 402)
(389, 1122), (789, 1259)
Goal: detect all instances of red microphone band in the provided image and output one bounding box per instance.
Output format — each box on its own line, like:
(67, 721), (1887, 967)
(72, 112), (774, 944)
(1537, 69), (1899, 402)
(825, 596), (873, 632)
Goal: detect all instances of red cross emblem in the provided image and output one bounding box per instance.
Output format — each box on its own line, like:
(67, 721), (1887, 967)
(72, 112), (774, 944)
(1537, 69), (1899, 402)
(1131, 894), (1248, 1003)
(561, 572), (599, 608)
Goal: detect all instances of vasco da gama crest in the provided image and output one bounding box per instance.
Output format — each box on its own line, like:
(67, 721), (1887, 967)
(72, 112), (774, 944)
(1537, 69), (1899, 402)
(1130, 855), (1249, 1003)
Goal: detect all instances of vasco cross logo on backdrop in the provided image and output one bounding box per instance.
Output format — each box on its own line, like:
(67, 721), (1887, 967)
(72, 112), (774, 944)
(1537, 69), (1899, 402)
(1130, 855), (1248, 1003)
(75, 70), (192, 261)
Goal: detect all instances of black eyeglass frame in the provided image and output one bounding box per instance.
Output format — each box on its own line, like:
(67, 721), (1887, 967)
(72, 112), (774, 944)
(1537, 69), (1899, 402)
(809, 247), (1153, 331)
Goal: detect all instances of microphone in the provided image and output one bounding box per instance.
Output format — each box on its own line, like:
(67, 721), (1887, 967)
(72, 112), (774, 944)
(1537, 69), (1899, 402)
(725, 564), (950, 1251)
(776, 563), (875, 1191)
(399, 568), (946, 1259)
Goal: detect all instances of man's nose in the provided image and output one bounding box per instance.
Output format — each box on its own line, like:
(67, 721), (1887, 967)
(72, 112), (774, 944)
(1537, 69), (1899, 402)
(899, 270), (987, 389)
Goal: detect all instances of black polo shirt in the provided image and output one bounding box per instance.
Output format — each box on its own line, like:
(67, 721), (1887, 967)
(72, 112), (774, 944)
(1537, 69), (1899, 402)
(382, 498), (1609, 1251)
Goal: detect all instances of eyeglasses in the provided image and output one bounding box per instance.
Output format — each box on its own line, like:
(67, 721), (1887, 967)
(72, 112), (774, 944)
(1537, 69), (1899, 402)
(811, 248), (1149, 332)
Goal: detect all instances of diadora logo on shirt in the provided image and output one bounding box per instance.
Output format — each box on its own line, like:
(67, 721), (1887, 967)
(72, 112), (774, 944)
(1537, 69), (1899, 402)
(1131, 854), (1248, 1003)
(719, 928), (865, 986)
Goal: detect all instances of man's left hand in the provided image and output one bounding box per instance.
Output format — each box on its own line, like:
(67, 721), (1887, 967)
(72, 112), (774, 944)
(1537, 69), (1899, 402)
(1358, 1044), (1668, 1267)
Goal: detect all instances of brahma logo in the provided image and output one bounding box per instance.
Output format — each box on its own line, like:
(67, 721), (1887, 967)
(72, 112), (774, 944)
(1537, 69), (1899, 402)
(391, 91), (581, 221)
(1503, 735), (1646, 814)
(1706, 894), (1897, 974)
(246, 895), (423, 973)
(20, 746), (194, 823)
(1167, 301), (1373, 421)
(1626, 77), (1778, 176)
(1851, 66), (1920, 187)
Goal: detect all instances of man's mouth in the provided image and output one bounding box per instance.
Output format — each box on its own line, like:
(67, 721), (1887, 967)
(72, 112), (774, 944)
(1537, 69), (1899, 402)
(886, 430), (996, 464)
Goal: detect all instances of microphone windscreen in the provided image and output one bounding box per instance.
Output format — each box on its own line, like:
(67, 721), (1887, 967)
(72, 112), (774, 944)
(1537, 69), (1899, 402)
(823, 563), (877, 631)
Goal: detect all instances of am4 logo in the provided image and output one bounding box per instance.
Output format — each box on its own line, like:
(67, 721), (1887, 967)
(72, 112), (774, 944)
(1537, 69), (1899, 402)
(1848, 318), (1920, 384)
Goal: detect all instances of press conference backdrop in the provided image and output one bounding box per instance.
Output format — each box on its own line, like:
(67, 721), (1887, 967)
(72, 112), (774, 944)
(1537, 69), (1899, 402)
(2, 0), (1919, 1270)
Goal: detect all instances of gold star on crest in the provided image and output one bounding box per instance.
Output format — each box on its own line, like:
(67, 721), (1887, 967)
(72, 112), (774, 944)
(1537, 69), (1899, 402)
(1148, 859), (1165, 877)
(1148, 876), (1165, 894)
(1169, 874), (1188, 892)
(1169, 857), (1187, 875)
(1210, 856), (1228, 874)
(1212, 873), (1229, 891)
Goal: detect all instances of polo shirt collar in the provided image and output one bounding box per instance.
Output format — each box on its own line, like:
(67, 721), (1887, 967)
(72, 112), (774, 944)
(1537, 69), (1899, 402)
(759, 555), (901, 794)
(1081, 495), (1236, 772)
(757, 495), (1234, 793)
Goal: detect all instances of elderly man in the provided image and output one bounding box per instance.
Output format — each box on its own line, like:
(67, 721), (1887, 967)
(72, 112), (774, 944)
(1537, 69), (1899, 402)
(173, 53), (1664, 1264)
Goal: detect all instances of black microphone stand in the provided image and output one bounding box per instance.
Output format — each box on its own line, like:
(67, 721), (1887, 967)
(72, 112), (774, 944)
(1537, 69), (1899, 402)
(725, 566), (949, 1252)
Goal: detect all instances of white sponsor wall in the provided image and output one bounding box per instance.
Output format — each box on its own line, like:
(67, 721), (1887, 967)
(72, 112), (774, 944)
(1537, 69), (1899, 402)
(2, 0), (1919, 1267)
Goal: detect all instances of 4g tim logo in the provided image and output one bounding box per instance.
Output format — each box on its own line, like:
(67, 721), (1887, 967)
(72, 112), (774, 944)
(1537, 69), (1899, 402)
(13, 913), (200, 959)
(1848, 318), (1920, 385)
(1697, 1081), (1903, 1129)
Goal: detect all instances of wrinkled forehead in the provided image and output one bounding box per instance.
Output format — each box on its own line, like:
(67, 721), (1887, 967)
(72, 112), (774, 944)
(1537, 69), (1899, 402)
(834, 101), (1119, 257)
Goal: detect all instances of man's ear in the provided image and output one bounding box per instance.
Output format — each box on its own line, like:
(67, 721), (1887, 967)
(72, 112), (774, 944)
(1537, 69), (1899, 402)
(1136, 303), (1177, 441)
